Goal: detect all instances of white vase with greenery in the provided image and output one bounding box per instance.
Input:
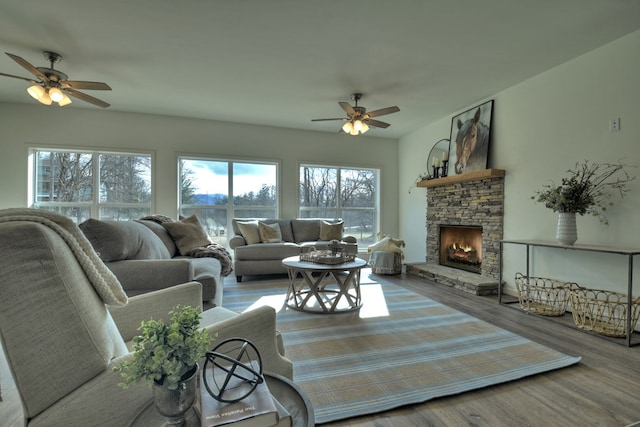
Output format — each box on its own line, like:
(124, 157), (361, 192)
(116, 305), (213, 425)
(533, 160), (635, 245)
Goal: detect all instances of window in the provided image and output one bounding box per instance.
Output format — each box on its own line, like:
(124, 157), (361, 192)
(299, 165), (379, 247)
(178, 158), (278, 246)
(30, 149), (152, 222)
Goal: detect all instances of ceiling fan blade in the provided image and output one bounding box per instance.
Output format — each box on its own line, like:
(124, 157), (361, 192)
(364, 118), (391, 128)
(0, 71), (38, 83)
(64, 87), (110, 108)
(5, 52), (48, 81)
(63, 80), (112, 90)
(339, 101), (356, 116)
(366, 106), (400, 118)
(311, 118), (347, 122)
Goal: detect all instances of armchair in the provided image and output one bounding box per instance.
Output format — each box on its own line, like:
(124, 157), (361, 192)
(0, 209), (292, 426)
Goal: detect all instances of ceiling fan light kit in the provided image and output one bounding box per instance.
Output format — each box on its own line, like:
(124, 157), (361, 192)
(27, 84), (46, 100)
(312, 93), (399, 136)
(1, 51), (112, 108)
(27, 83), (71, 106)
(342, 119), (370, 136)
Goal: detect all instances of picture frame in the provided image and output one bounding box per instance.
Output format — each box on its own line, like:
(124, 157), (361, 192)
(448, 100), (493, 176)
(426, 138), (450, 178)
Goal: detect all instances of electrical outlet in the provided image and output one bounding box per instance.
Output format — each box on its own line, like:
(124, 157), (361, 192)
(610, 117), (621, 132)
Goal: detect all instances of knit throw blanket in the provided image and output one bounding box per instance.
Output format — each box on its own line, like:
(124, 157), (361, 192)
(0, 208), (128, 306)
(141, 215), (234, 276)
(187, 245), (234, 276)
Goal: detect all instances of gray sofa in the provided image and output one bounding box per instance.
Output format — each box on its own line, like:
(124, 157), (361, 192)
(79, 217), (226, 306)
(229, 218), (357, 282)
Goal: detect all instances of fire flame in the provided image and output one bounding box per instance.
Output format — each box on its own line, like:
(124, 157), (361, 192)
(452, 242), (473, 252)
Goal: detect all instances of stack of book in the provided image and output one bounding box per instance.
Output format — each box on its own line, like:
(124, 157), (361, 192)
(199, 367), (292, 427)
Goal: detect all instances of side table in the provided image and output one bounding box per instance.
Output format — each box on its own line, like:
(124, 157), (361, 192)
(130, 372), (314, 427)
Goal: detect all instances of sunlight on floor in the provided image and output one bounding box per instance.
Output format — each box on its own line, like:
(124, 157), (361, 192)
(244, 294), (288, 313)
(357, 284), (389, 318)
(241, 282), (390, 318)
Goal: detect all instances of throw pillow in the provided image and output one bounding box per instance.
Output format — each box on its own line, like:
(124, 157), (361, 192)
(79, 219), (170, 261)
(162, 215), (211, 256)
(258, 221), (282, 243)
(319, 220), (343, 241)
(237, 221), (261, 245)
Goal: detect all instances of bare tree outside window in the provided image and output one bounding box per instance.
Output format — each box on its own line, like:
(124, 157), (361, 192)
(32, 149), (152, 222)
(300, 165), (379, 246)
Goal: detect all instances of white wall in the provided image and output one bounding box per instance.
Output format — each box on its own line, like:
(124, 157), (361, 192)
(0, 105), (400, 239)
(399, 29), (640, 295)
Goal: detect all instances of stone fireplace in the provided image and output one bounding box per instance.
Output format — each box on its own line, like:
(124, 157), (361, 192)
(406, 169), (505, 295)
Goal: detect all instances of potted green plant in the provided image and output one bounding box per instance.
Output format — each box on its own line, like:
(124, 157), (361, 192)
(532, 160), (635, 244)
(116, 305), (213, 424)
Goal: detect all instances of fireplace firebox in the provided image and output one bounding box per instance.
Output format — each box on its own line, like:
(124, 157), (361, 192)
(439, 225), (482, 274)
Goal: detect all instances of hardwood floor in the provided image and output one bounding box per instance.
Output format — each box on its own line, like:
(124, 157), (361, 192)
(2, 271), (639, 426)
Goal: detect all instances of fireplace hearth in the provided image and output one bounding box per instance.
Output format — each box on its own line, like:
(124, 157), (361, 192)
(439, 225), (482, 274)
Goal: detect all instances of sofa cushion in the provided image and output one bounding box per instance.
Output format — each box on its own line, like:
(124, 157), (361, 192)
(79, 218), (171, 262)
(234, 242), (301, 261)
(237, 221), (261, 244)
(258, 221), (282, 243)
(162, 215), (211, 256)
(232, 219), (295, 243)
(135, 219), (178, 257)
(291, 219), (321, 243)
(319, 220), (343, 241)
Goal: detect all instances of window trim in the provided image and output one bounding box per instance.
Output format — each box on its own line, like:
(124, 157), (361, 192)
(298, 162), (381, 248)
(28, 145), (155, 219)
(177, 154), (281, 237)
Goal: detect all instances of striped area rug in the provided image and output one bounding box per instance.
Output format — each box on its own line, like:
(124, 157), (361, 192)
(222, 272), (581, 424)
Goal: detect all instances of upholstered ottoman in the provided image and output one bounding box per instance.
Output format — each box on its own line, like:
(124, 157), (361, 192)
(369, 251), (402, 275)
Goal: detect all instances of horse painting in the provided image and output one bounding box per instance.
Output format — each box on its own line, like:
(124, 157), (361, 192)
(452, 102), (492, 175)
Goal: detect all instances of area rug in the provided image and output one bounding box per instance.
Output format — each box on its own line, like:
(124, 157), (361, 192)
(222, 273), (581, 424)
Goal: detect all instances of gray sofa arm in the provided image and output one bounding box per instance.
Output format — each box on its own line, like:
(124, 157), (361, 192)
(107, 258), (193, 292)
(201, 306), (294, 379)
(109, 281), (203, 342)
(229, 234), (247, 249)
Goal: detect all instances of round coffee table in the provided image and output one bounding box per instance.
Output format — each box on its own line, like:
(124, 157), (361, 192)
(282, 255), (367, 313)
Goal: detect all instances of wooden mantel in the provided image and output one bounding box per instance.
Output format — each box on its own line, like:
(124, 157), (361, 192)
(416, 168), (505, 188)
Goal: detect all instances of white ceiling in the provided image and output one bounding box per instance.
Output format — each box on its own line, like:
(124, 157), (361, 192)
(1, 0), (639, 139)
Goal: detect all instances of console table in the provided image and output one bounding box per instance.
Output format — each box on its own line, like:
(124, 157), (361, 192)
(499, 239), (640, 347)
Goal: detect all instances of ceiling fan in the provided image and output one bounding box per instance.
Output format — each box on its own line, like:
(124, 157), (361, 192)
(312, 93), (400, 136)
(0, 51), (111, 108)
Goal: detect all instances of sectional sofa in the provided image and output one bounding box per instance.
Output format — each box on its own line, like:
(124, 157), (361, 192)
(79, 216), (230, 306)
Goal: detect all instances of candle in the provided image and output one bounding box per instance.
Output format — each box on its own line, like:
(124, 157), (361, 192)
(432, 157), (436, 167)
(442, 151), (449, 161)
(435, 158), (441, 167)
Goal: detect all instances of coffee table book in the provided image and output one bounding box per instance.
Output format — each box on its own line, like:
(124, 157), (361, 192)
(272, 398), (292, 427)
(199, 368), (278, 427)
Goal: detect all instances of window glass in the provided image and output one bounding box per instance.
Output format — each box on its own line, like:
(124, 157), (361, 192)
(32, 149), (152, 222)
(299, 165), (379, 247)
(36, 151), (93, 203)
(179, 158), (278, 247)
